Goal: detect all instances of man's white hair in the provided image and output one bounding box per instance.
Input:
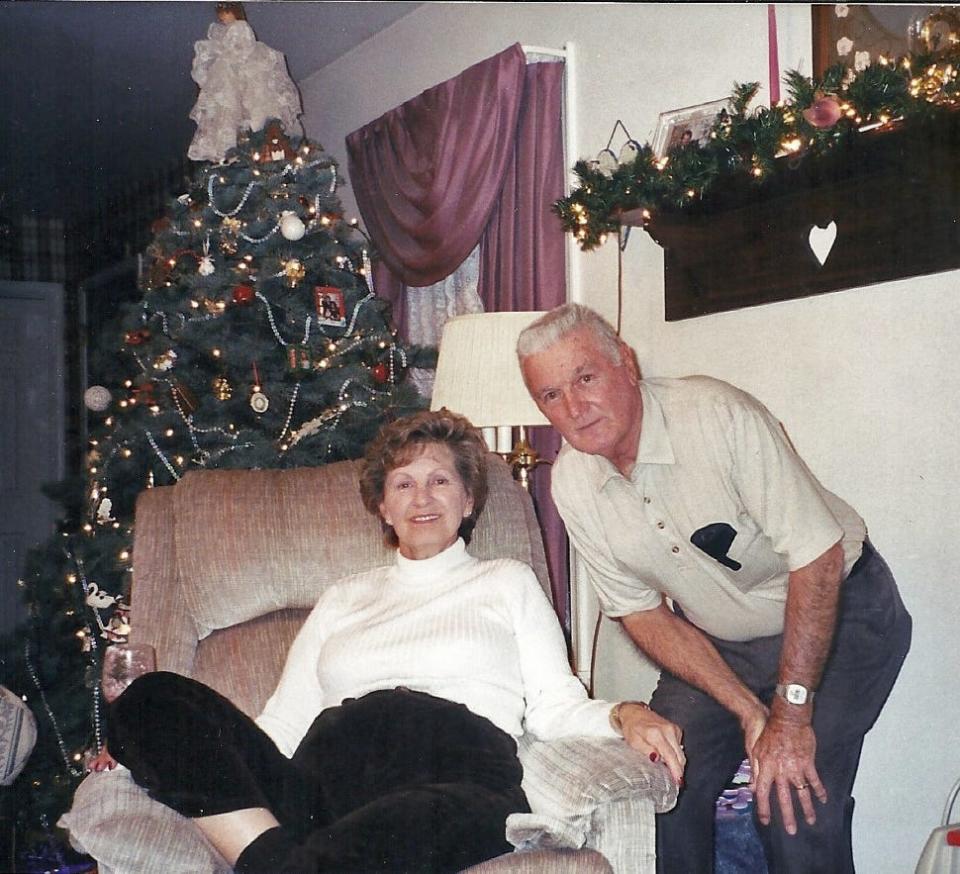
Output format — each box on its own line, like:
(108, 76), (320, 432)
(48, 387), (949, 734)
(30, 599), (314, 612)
(516, 303), (622, 364)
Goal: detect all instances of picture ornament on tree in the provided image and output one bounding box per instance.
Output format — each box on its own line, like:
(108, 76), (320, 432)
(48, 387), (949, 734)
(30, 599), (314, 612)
(286, 344), (312, 374)
(314, 285), (346, 327)
(250, 390), (270, 414)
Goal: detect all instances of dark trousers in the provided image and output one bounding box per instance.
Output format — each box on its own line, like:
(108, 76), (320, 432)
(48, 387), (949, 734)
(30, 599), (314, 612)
(651, 542), (912, 874)
(108, 674), (529, 873)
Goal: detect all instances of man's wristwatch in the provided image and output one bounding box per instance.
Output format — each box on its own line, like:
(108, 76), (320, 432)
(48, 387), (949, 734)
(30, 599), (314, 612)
(775, 683), (815, 705)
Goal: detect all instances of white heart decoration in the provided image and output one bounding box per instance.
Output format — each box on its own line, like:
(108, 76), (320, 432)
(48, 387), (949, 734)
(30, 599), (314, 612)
(808, 221), (837, 266)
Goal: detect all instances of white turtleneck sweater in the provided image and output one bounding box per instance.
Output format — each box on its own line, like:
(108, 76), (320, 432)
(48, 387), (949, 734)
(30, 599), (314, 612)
(256, 539), (618, 757)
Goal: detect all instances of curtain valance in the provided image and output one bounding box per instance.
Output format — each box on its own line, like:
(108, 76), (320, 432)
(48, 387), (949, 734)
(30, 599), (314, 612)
(346, 43), (526, 288)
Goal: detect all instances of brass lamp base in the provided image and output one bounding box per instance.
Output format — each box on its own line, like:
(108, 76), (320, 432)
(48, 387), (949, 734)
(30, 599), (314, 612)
(506, 430), (544, 491)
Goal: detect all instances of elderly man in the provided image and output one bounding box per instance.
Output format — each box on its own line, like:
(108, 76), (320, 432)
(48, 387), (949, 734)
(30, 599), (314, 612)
(517, 303), (911, 874)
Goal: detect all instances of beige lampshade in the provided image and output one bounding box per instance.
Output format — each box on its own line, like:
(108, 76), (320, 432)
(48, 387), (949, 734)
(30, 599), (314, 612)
(429, 312), (549, 428)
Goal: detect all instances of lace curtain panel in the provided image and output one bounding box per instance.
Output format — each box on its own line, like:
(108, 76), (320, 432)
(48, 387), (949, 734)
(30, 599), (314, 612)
(405, 246), (484, 398)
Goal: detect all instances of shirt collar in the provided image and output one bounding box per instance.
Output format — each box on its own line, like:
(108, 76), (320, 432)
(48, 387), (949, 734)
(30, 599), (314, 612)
(595, 381), (675, 487)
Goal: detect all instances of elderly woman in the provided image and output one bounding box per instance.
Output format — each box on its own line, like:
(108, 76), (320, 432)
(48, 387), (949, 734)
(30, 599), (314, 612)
(101, 410), (684, 873)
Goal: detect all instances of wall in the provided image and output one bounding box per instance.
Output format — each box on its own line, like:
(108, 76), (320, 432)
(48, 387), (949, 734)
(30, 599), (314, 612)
(298, 5), (960, 871)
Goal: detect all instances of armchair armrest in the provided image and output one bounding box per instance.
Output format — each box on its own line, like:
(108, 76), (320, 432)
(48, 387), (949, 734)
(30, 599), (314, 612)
(59, 768), (231, 874)
(507, 735), (678, 873)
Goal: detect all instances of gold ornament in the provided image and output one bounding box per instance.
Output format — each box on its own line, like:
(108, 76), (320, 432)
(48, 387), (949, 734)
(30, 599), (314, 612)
(284, 258), (306, 287)
(909, 8), (960, 57)
(212, 376), (233, 401)
(220, 216), (241, 254)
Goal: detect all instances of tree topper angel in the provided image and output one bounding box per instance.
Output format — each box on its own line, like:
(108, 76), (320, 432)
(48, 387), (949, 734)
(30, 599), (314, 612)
(188, 2), (303, 162)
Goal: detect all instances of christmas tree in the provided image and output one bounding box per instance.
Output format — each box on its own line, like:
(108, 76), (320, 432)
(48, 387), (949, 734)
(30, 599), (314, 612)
(0, 118), (428, 854)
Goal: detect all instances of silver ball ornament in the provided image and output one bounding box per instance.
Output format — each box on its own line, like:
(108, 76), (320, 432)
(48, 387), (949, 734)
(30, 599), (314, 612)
(280, 212), (306, 241)
(84, 385), (112, 412)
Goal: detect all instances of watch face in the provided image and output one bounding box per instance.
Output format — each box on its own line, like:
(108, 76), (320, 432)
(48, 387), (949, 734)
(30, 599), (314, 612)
(785, 684), (808, 705)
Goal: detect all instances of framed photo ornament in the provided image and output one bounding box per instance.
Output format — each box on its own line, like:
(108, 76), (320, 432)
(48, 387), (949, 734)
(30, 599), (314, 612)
(651, 98), (731, 159)
(313, 286), (347, 328)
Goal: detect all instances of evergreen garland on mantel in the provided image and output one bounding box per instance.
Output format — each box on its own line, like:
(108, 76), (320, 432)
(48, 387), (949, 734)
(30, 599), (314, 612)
(557, 54), (960, 250)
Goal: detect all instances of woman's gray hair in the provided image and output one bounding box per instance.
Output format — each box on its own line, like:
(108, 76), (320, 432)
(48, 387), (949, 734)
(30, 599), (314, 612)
(516, 303), (622, 364)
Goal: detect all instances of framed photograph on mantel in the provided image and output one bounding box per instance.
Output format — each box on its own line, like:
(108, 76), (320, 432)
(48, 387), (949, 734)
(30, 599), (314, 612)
(651, 98), (730, 159)
(812, 5), (954, 76)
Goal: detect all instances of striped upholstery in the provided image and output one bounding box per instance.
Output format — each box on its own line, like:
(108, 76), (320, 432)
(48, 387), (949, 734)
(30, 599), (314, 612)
(59, 457), (674, 872)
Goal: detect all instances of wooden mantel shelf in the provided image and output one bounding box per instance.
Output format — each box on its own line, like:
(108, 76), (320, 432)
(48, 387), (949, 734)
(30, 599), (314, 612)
(622, 113), (960, 321)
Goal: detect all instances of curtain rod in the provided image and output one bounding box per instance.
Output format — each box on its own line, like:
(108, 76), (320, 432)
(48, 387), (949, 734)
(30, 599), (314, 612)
(521, 44), (567, 59)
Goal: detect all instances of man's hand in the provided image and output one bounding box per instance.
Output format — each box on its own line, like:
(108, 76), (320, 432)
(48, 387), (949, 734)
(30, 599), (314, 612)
(749, 541), (843, 834)
(750, 714), (827, 835)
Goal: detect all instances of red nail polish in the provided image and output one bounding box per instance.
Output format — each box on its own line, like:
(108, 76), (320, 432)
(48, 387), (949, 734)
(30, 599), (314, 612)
(649, 752), (659, 762)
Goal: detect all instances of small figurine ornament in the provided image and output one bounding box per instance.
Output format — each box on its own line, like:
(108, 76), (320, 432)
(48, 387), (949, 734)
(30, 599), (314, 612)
(188, 2), (303, 162)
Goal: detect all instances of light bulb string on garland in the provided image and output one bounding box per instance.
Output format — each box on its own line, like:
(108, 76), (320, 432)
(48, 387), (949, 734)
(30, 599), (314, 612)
(239, 221), (280, 245)
(23, 641), (87, 779)
(557, 52), (960, 250)
(169, 380), (195, 425)
(207, 175), (259, 218)
(206, 441), (257, 464)
(361, 250), (374, 295)
(144, 429), (182, 481)
(277, 383), (301, 444)
(345, 291), (374, 336)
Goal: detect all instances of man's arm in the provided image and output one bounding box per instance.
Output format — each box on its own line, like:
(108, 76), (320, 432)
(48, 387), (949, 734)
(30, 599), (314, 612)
(621, 601), (769, 749)
(750, 540), (844, 834)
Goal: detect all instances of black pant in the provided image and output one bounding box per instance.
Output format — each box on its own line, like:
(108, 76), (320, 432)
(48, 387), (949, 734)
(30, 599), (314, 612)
(108, 674), (529, 873)
(651, 542), (912, 874)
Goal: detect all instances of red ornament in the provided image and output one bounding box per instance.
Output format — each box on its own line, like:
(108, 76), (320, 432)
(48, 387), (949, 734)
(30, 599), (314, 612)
(232, 284), (255, 305)
(803, 94), (842, 130)
(131, 381), (157, 405)
(372, 363), (389, 384)
(125, 329), (151, 346)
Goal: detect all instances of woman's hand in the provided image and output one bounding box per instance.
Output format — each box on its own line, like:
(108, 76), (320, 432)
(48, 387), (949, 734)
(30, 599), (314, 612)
(617, 703), (686, 786)
(87, 746), (118, 772)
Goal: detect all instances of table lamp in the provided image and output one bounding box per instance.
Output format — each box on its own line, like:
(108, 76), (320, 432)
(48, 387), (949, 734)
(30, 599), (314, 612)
(430, 312), (549, 489)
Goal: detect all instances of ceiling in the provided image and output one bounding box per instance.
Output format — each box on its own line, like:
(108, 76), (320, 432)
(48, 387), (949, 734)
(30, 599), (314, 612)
(0, 1), (423, 220)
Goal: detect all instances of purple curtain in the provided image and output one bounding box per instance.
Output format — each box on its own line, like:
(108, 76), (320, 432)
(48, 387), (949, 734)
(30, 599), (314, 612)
(346, 48), (571, 626)
(477, 60), (569, 624)
(346, 44), (526, 288)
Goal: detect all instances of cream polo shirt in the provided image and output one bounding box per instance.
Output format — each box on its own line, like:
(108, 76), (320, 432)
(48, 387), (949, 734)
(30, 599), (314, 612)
(552, 376), (866, 641)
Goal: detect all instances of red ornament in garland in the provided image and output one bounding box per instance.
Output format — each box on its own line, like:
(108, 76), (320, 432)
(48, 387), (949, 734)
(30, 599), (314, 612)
(372, 363), (389, 384)
(232, 284), (255, 306)
(125, 329), (151, 346)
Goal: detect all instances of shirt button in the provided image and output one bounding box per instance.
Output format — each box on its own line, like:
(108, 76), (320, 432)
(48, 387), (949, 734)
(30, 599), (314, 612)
(644, 497), (651, 504)
(657, 521), (665, 529)
(671, 546), (680, 554)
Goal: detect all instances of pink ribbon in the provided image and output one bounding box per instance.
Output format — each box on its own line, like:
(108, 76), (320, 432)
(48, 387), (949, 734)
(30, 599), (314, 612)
(768, 4), (781, 105)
